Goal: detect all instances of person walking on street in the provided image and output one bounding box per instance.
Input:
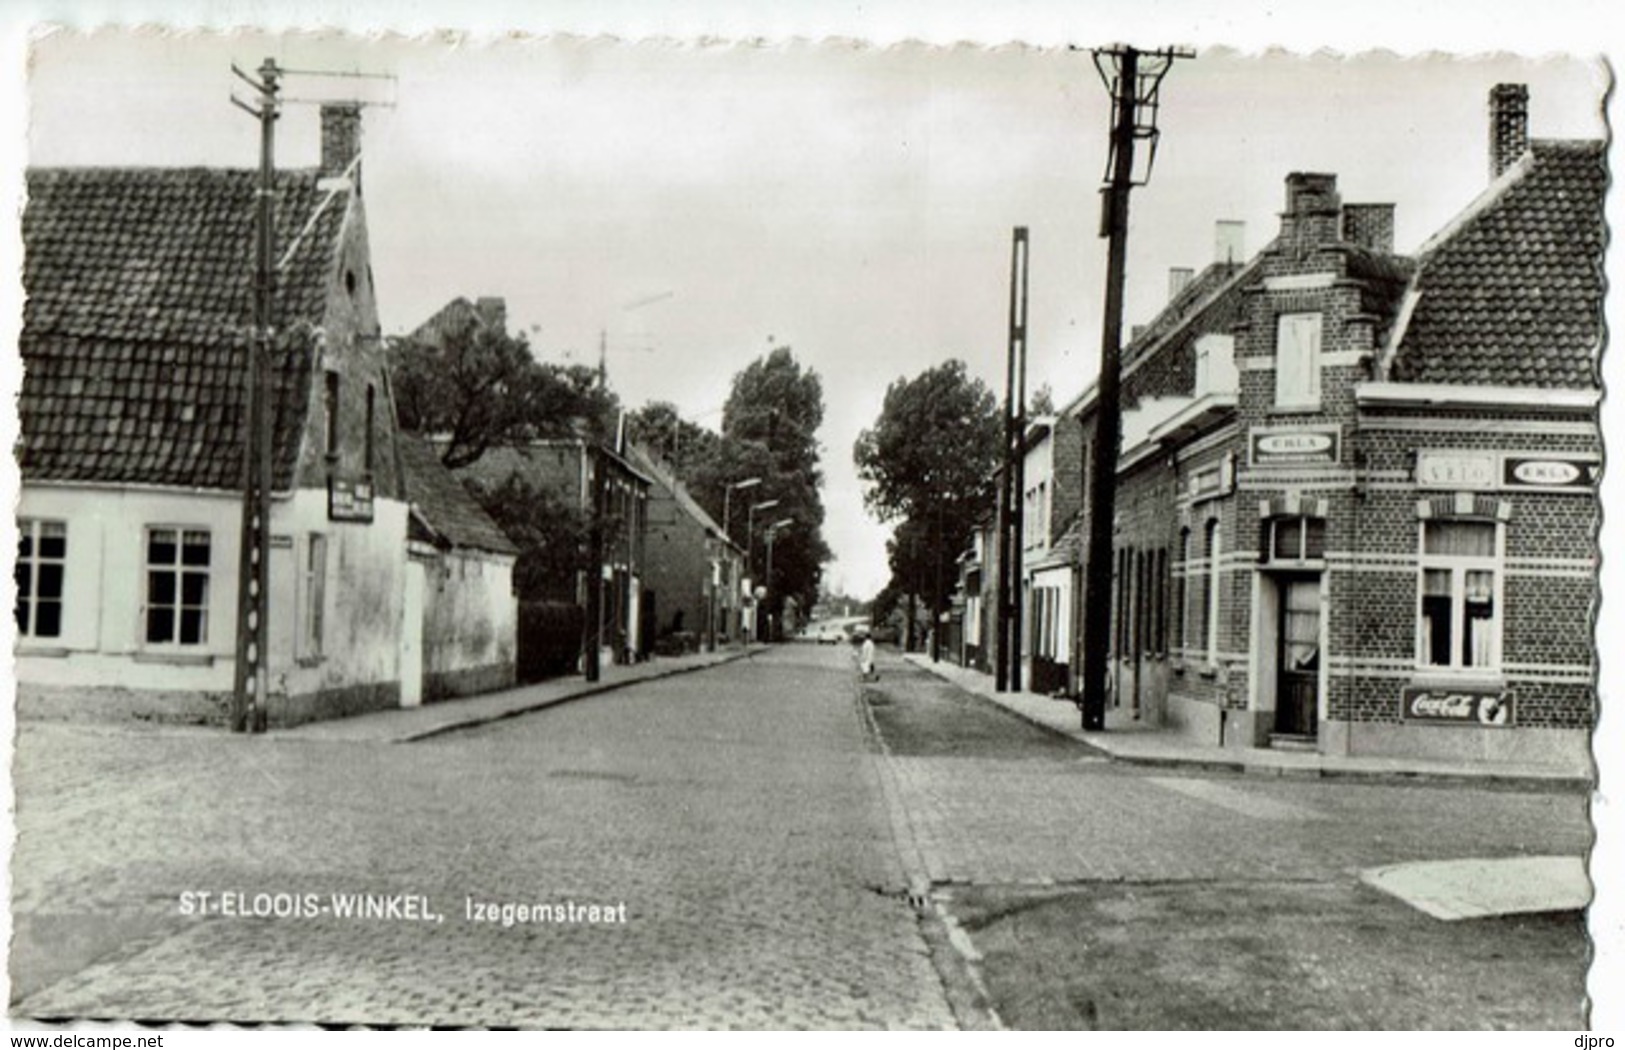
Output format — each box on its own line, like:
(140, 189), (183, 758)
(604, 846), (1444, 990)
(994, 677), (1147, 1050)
(858, 629), (877, 682)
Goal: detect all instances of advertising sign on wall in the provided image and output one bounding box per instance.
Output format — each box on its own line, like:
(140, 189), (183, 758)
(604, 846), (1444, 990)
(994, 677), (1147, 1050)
(1249, 426), (1340, 467)
(1400, 686), (1513, 726)
(328, 476), (376, 523)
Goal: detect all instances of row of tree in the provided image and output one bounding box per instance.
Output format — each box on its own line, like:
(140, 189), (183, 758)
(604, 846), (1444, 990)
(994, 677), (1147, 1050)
(389, 318), (831, 624)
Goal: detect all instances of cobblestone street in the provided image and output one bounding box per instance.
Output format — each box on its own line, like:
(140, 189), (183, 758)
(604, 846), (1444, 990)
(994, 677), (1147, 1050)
(859, 651), (1592, 1028)
(10, 648), (952, 1028)
(9, 644), (1594, 1028)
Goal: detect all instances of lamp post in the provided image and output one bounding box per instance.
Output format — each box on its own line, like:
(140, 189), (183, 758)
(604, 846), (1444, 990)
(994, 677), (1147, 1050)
(722, 477), (761, 545)
(746, 498), (780, 578)
(764, 517), (794, 642)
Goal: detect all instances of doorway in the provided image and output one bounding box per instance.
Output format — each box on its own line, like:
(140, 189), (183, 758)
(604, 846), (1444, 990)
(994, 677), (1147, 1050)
(1273, 575), (1319, 736)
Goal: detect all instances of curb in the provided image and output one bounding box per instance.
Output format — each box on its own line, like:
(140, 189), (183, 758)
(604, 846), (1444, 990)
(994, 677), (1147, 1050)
(395, 648), (759, 743)
(901, 655), (1591, 793)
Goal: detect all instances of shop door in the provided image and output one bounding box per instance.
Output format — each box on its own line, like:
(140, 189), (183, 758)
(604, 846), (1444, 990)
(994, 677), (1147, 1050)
(1274, 576), (1320, 736)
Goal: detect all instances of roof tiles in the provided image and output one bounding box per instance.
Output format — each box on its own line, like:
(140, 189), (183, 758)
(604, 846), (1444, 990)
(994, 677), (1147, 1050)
(1391, 141), (1605, 389)
(18, 166), (349, 489)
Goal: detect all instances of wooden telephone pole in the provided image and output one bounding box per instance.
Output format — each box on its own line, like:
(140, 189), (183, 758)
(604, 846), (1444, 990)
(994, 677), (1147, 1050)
(228, 59), (393, 732)
(1078, 45), (1193, 730)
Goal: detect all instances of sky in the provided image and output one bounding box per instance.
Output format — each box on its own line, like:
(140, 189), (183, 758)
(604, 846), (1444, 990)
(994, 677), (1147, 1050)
(17, 32), (1608, 602)
(4, 0), (1624, 1031)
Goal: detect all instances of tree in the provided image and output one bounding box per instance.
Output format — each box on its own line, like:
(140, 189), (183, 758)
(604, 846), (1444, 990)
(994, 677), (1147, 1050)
(853, 359), (1002, 655)
(460, 474), (590, 603)
(390, 322), (618, 469)
(1029, 382), (1057, 416)
(714, 347), (832, 620)
(626, 401), (721, 477)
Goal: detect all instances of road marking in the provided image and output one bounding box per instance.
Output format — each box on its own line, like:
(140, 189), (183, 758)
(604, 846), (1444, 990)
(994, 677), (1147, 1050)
(1145, 776), (1323, 821)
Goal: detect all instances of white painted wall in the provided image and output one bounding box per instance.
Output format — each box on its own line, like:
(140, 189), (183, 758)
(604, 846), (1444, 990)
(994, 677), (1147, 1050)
(15, 482), (408, 706)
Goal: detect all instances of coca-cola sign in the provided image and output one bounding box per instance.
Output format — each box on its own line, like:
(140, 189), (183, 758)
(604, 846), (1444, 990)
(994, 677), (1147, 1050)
(1400, 686), (1513, 726)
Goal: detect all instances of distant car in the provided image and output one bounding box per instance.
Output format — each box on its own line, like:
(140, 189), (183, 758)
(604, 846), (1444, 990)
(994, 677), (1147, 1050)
(816, 625), (843, 645)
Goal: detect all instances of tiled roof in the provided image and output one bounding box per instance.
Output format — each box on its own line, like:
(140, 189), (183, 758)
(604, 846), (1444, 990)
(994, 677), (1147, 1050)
(398, 434), (519, 556)
(18, 167), (350, 489)
(623, 442), (739, 550)
(1389, 140), (1605, 389)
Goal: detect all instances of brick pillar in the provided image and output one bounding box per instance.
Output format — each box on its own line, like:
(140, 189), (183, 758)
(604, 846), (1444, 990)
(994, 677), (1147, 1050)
(1489, 83), (1529, 180)
(1282, 172), (1341, 252)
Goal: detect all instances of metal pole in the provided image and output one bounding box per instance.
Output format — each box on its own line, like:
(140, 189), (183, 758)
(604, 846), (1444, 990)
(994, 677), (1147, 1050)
(1080, 47), (1142, 730)
(232, 57), (278, 734)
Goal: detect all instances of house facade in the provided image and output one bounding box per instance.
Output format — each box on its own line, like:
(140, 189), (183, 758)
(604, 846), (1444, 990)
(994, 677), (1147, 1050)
(16, 105), (413, 727)
(624, 443), (746, 652)
(453, 439), (650, 666)
(397, 434), (519, 704)
(1053, 84), (1602, 766)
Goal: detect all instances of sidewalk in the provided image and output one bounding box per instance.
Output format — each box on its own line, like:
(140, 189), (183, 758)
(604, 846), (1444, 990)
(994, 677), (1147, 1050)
(901, 653), (1592, 791)
(275, 645), (766, 744)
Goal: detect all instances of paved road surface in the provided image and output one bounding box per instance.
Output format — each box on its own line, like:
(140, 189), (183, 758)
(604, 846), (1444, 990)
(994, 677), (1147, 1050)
(11, 647), (952, 1028)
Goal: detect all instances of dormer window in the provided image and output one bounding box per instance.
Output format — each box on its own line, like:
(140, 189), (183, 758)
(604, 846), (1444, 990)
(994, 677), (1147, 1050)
(1194, 333), (1237, 397)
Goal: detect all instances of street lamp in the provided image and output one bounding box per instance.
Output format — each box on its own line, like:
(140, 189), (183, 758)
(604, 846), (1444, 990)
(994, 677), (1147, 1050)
(763, 518), (794, 642)
(746, 498), (780, 577)
(722, 477), (761, 544)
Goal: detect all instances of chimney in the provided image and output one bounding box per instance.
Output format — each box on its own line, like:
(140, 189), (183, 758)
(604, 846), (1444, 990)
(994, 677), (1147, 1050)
(1214, 220), (1245, 266)
(1341, 203), (1396, 254)
(1282, 172), (1341, 250)
(1489, 83), (1529, 180)
(320, 103), (363, 179)
(1168, 267), (1195, 301)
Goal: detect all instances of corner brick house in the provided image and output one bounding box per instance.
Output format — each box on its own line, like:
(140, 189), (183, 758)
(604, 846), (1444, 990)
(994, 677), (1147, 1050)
(397, 434), (519, 705)
(15, 105), (415, 726)
(1036, 83), (1601, 766)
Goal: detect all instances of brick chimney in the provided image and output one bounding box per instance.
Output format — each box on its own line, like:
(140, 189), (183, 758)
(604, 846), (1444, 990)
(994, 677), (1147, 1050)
(1214, 220), (1245, 266)
(320, 103), (363, 179)
(1282, 173), (1341, 251)
(1341, 203), (1395, 254)
(1168, 267), (1195, 301)
(1489, 83), (1529, 180)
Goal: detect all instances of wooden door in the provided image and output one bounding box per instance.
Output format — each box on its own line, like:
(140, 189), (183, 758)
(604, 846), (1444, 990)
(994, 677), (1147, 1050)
(1274, 576), (1319, 735)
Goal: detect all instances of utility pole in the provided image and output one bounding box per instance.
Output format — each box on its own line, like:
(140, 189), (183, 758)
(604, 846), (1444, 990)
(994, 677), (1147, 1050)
(228, 58), (280, 734)
(583, 448), (604, 682)
(996, 227), (1028, 692)
(1079, 44), (1193, 731)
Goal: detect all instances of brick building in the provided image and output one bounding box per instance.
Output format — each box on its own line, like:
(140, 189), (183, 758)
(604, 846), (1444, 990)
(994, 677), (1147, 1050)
(623, 442), (746, 652)
(15, 105), (415, 726)
(1052, 84), (1602, 766)
(452, 438), (650, 666)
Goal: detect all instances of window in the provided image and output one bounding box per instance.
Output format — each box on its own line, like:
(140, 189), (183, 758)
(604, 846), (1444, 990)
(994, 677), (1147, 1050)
(16, 519), (66, 639)
(146, 528), (210, 645)
(302, 534), (328, 658)
(1274, 313), (1322, 409)
(1267, 516), (1326, 563)
(324, 371), (341, 457)
(1419, 520), (1500, 671)
(364, 384), (376, 475)
(1203, 520), (1222, 664)
(1175, 528), (1191, 654)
